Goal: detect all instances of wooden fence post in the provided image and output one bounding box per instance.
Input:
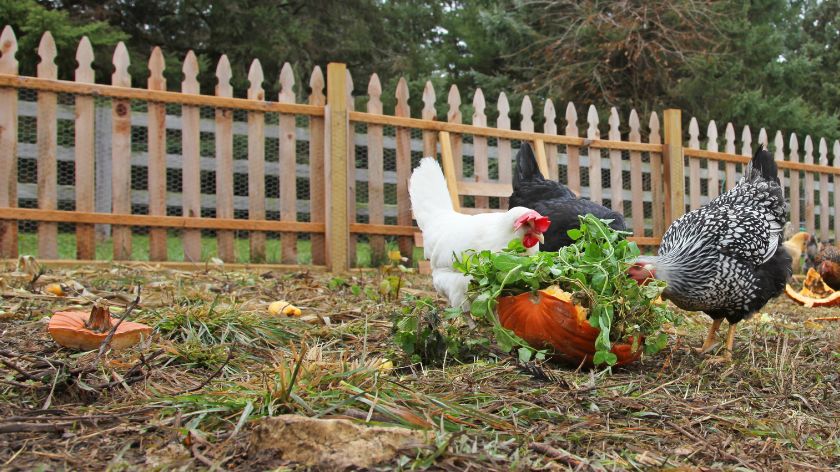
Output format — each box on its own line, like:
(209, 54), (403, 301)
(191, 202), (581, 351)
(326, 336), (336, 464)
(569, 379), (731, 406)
(663, 109), (684, 223)
(326, 63), (349, 272)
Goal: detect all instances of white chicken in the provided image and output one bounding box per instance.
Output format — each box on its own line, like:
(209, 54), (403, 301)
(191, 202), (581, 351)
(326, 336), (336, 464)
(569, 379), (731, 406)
(409, 157), (550, 310)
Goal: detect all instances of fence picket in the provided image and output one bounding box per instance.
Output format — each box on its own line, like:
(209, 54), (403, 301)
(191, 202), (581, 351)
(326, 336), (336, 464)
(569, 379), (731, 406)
(147, 46), (167, 261)
(36, 32), (58, 259)
(587, 105), (602, 204)
(724, 123), (736, 191)
(366, 74), (385, 263)
(278, 63), (297, 263)
(111, 42), (132, 260)
(818, 138), (829, 242)
(421, 81), (436, 157)
(608, 107), (622, 213)
(774, 131), (785, 199)
(309, 66), (326, 265)
(628, 110), (643, 237)
(75, 37), (96, 260)
(346, 70), (357, 265)
(706, 121), (720, 200)
(181, 51), (201, 262)
(804, 136), (815, 235)
(247, 60), (266, 262)
(447, 85), (463, 191)
(834, 141), (840, 241)
(649, 112), (664, 237)
(687, 117), (701, 211)
(544, 99), (558, 180)
(214, 55), (235, 262)
(497, 92), (512, 208)
(0, 26), (17, 258)
(472, 88), (488, 209)
(565, 102), (580, 194)
(789, 133), (801, 229)
(521, 96), (534, 132)
(395, 78), (412, 258)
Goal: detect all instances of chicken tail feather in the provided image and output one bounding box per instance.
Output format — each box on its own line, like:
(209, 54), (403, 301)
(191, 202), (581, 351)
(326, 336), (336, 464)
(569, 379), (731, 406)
(409, 157), (454, 230)
(746, 146), (780, 184)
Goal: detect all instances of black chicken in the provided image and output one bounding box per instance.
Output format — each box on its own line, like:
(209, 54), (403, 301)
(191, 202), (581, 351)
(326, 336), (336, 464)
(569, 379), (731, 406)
(508, 143), (626, 251)
(628, 147), (791, 361)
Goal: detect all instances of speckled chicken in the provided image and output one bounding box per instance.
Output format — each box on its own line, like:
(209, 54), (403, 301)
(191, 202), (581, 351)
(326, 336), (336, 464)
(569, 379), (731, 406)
(628, 147), (792, 361)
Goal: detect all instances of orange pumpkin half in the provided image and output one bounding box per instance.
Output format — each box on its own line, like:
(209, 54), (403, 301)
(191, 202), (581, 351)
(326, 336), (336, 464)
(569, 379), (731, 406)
(497, 289), (643, 368)
(785, 268), (840, 308)
(48, 308), (152, 351)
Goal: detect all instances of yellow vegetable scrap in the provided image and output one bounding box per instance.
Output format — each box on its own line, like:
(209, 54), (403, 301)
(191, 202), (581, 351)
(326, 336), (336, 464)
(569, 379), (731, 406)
(268, 300), (302, 317)
(388, 250), (403, 263)
(44, 283), (65, 297)
(377, 359), (394, 372)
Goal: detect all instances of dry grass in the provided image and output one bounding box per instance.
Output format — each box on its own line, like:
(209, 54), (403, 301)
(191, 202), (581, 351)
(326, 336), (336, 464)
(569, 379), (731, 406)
(0, 261), (838, 471)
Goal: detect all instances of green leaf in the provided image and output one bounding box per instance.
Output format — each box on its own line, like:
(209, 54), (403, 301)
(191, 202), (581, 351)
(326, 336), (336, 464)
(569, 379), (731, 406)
(518, 347), (533, 362)
(567, 228), (582, 240)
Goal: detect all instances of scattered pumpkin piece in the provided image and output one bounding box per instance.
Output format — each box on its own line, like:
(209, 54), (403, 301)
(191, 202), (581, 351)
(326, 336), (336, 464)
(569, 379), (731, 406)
(377, 359), (394, 372)
(48, 304), (151, 351)
(268, 300), (302, 317)
(44, 283), (65, 297)
(785, 268), (840, 307)
(388, 250), (403, 263)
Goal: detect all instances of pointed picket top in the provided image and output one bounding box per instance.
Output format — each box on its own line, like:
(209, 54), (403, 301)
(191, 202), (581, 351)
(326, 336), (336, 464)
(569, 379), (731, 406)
(278, 62), (294, 103)
(804, 135), (814, 164)
(181, 50), (199, 94)
(395, 77), (409, 117)
(75, 36), (95, 83)
(740, 125), (752, 155)
(724, 122), (736, 154)
(345, 69), (354, 111)
(421, 80), (435, 119)
(688, 117), (699, 148)
(706, 120), (718, 151)
(147, 46), (165, 89)
(565, 102), (578, 136)
(497, 92), (510, 128)
(520, 95), (533, 131)
(789, 132), (800, 162)
(112, 41), (130, 87)
(758, 127), (768, 148)
(215, 54), (233, 98)
(0, 25), (18, 74)
(366, 73), (381, 113)
(544, 98), (557, 134)
(309, 65), (325, 105)
(586, 104), (599, 139)
(472, 88), (486, 126)
(37, 31), (57, 79)
(648, 112), (660, 144)
(247, 59), (264, 100)
(447, 84), (461, 123)
(608, 107), (620, 140)
(628, 109), (640, 142)
(819, 138), (828, 166)
(834, 140), (840, 168)
(774, 130), (785, 162)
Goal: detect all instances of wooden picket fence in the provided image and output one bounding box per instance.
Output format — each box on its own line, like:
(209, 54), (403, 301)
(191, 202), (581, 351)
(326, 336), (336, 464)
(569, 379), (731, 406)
(0, 26), (838, 272)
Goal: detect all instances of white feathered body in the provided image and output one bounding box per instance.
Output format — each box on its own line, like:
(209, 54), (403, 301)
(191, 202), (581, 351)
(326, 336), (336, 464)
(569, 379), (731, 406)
(409, 157), (538, 310)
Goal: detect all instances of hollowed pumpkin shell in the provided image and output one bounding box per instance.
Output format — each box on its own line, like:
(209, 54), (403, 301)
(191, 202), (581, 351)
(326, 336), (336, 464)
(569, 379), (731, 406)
(48, 310), (152, 351)
(785, 268), (840, 307)
(497, 290), (643, 368)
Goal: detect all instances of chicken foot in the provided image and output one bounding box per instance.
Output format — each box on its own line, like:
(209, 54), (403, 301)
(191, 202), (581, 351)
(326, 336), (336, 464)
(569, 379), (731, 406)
(706, 324), (737, 364)
(694, 318), (723, 354)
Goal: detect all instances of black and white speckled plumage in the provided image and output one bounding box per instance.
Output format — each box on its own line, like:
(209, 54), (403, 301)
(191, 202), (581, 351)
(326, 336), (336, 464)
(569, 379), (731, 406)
(646, 148), (792, 324)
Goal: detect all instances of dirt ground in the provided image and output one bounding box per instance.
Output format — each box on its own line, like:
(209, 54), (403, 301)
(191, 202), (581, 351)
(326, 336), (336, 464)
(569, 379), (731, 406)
(0, 260), (838, 471)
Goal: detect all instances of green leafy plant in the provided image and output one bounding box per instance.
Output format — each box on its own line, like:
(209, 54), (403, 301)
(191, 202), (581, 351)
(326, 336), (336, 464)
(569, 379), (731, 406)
(454, 214), (680, 366)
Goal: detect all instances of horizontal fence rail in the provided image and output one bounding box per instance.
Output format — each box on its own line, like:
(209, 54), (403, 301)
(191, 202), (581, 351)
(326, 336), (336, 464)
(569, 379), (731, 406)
(0, 25), (838, 271)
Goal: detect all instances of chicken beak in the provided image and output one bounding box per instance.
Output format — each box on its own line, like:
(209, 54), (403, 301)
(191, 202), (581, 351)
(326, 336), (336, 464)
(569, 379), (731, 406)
(536, 233), (545, 244)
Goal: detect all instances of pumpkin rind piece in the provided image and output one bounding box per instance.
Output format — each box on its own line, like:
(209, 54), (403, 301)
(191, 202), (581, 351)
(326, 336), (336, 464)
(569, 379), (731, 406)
(48, 310), (152, 351)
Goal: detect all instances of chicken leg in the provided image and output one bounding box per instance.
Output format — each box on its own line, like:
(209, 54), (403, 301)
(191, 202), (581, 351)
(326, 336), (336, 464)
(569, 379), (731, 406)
(694, 318), (723, 354)
(707, 323), (737, 364)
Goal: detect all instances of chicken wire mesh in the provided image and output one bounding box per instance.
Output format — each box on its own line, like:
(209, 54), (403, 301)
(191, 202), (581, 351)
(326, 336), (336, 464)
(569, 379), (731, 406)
(11, 86), (839, 264)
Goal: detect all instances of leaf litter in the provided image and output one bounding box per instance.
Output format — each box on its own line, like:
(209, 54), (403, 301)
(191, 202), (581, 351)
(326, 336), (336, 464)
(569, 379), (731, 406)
(0, 259), (837, 471)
